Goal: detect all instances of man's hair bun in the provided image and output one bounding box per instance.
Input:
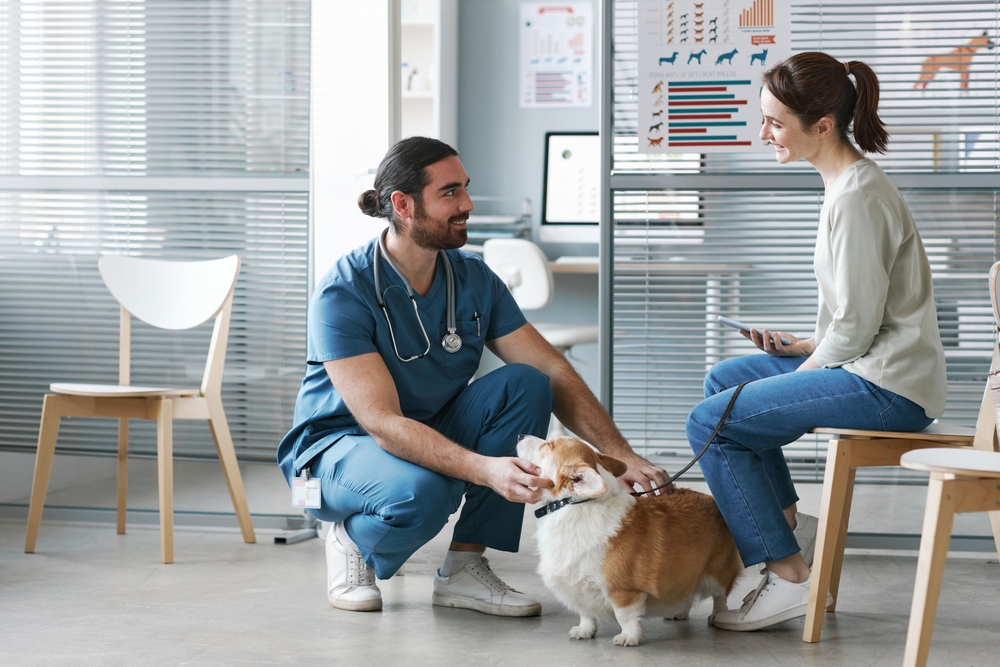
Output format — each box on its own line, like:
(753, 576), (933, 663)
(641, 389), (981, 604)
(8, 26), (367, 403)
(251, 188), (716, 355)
(358, 189), (382, 217)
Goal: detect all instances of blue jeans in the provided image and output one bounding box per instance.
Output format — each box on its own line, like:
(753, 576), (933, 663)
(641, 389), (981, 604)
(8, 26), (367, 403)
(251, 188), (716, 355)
(686, 354), (932, 566)
(305, 363), (553, 579)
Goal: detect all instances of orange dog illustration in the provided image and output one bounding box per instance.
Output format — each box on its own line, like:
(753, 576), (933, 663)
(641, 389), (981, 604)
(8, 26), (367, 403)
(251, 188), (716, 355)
(648, 137), (664, 146)
(914, 31), (994, 90)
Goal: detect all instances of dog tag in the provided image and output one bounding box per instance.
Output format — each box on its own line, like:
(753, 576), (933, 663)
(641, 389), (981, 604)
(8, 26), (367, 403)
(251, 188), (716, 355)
(292, 469), (321, 509)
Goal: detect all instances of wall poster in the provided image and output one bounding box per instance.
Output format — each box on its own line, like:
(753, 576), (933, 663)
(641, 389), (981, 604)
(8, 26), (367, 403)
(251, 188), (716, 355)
(520, 3), (593, 108)
(637, 0), (790, 153)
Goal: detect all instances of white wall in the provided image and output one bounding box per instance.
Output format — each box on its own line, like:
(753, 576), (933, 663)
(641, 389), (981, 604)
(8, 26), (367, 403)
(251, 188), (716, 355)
(310, 1), (401, 288)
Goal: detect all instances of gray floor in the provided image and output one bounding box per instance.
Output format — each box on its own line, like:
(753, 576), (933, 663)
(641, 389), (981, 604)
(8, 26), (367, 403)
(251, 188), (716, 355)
(2, 461), (1000, 666)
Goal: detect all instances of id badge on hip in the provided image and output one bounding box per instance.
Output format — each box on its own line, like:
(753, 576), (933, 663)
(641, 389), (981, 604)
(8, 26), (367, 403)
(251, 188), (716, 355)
(292, 468), (321, 509)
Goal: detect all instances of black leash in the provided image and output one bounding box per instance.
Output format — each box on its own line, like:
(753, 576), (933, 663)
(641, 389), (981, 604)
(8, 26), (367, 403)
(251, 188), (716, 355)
(630, 380), (750, 497)
(534, 380), (752, 518)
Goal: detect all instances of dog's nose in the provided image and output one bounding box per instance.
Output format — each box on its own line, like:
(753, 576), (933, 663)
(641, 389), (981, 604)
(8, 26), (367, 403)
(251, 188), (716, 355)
(517, 434), (530, 441)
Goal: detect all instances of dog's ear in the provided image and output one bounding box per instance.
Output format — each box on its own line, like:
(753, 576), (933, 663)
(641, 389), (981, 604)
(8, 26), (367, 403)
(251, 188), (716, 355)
(561, 465), (607, 498)
(597, 454), (628, 478)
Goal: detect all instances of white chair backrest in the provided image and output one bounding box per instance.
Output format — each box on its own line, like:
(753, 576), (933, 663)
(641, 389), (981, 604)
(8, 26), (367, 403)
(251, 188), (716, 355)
(99, 255), (241, 331)
(482, 238), (553, 311)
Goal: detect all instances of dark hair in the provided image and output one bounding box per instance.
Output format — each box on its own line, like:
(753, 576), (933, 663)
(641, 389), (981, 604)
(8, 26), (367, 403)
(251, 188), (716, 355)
(358, 136), (459, 230)
(762, 51), (888, 154)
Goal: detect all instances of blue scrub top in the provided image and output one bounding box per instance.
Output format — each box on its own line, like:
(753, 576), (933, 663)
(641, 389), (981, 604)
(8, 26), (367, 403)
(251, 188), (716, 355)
(276, 237), (527, 480)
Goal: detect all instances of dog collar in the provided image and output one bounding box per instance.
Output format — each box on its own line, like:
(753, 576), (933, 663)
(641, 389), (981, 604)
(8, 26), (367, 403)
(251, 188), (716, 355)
(534, 497), (594, 519)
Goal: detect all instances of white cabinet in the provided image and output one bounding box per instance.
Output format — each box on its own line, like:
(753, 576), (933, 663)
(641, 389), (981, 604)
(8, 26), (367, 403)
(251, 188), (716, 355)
(400, 0), (457, 147)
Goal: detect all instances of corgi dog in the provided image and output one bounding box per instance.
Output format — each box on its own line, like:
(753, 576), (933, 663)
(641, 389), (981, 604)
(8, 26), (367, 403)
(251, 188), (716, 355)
(516, 435), (742, 646)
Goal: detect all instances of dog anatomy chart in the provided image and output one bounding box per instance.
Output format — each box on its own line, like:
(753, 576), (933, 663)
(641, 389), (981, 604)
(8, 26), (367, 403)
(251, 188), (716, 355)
(520, 3), (593, 108)
(637, 0), (790, 153)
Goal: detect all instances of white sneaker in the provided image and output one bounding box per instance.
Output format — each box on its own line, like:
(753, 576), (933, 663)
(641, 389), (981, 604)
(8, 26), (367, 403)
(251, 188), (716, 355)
(793, 512), (819, 567)
(713, 570), (832, 632)
(326, 522), (382, 612)
(432, 556), (541, 617)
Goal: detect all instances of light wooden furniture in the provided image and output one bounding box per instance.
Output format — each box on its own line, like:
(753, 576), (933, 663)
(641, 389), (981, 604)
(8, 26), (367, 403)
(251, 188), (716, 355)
(899, 449), (1000, 666)
(896, 259), (1000, 666)
(24, 255), (256, 564)
(803, 260), (1000, 643)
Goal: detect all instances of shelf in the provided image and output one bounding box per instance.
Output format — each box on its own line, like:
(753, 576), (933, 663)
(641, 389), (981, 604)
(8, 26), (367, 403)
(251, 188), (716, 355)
(402, 90), (435, 99)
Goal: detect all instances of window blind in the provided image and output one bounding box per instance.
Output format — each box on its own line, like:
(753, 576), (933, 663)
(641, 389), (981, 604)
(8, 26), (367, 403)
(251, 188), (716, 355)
(608, 0), (999, 483)
(0, 1), (310, 462)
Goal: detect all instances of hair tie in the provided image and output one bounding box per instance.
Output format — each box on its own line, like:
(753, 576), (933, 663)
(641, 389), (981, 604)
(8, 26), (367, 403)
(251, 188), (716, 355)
(844, 61), (851, 76)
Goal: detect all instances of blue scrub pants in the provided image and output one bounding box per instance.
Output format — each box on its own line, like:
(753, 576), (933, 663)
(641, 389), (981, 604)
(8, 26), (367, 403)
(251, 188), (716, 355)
(686, 354), (932, 567)
(306, 363), (553, 579)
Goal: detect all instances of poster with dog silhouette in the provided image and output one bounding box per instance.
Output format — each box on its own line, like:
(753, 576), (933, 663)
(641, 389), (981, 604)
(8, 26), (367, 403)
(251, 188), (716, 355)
(637, 0), (790, 153)
(876, 6), (997, 171)
(520, 3), (593, 108)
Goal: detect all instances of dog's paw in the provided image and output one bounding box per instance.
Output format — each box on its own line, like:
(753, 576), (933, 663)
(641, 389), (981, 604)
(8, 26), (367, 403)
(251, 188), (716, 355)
(569, 624), (597, 640)
(664, 611), (689, 621)
(612, 632), (640, 647)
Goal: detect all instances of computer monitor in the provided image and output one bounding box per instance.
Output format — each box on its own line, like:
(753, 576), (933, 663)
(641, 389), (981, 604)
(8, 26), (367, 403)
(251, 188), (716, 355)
(538, 131), (600, 244)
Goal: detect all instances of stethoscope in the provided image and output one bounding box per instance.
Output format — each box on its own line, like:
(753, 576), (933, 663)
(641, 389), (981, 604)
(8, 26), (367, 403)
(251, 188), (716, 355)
(373, 229), (462, 362)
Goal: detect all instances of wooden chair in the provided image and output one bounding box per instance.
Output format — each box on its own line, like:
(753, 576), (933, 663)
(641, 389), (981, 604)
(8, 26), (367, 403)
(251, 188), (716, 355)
(803, 260), (1000, 643)
(899, 449), (1000, 666)
(24, 255), (256, 563)
(897, 260), (1000, 666)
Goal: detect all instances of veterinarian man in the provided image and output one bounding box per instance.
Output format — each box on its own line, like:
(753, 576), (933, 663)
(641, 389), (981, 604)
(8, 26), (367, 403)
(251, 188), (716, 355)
(277, 136), (668, 616)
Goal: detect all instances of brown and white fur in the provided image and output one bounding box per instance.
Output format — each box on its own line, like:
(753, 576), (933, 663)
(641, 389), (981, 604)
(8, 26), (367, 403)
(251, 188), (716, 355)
(517, 435), (742, 646)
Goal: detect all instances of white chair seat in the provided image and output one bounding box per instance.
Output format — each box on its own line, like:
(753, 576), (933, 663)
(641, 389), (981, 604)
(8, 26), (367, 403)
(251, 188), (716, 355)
(533, 324), (600, 349)
(50, 383), (200, 398)
(901, 448), (1000, 478)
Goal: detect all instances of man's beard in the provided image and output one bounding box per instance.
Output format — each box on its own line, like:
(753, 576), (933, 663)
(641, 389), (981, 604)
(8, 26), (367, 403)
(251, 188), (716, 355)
(408, 200), (468, 250)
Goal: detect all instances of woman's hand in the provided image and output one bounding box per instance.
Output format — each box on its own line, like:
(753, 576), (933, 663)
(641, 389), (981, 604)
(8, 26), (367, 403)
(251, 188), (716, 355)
(741, 328), (815, 357)
(616, 452), (673, 495)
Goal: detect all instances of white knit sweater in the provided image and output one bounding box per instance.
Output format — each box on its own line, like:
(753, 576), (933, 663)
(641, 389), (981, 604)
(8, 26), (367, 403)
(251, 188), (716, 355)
(812, 158), (947, 418)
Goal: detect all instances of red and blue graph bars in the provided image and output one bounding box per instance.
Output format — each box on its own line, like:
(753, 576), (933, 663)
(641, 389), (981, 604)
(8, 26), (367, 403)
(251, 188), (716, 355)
(667, 80), (752, 147)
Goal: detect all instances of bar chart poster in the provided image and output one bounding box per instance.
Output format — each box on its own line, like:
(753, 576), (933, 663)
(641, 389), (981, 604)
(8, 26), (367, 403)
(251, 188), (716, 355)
(519, 3), (593, 108)
(637, 0), (790, 153)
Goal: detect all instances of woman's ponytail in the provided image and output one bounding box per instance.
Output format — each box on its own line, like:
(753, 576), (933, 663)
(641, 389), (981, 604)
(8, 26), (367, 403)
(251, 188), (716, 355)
(846, 60), (889, 154)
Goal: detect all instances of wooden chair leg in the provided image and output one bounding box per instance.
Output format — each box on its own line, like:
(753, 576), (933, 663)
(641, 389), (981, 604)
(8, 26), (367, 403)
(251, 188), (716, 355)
(207, 397), (256, 544)
(155, 399), (174, 564)
(804, 438), (853, 642)
(903, 475), (956, 667)
(116, 417), (129, 535)
(25, 395), (63, 553)
(826, 466), (857, 611)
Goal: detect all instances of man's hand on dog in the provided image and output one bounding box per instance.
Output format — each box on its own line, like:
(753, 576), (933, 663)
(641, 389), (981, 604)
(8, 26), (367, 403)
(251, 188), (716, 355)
(482, 457), (554, 503)
(617, 453), (673, 495)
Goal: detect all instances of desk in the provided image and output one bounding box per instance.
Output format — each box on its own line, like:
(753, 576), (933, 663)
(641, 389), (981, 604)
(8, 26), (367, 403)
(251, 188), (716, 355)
(551, 256), (599, 274)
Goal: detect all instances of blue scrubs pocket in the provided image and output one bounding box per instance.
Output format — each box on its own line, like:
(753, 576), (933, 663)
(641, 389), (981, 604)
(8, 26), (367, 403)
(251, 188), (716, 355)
(441, 320), (483, 380)
(293, 433), (353, 477)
